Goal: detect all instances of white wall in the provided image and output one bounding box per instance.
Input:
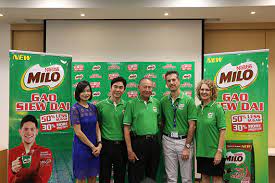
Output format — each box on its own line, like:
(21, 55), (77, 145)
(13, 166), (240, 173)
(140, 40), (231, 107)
(46, 20), (202, 93)
(0, 23), (10, 150)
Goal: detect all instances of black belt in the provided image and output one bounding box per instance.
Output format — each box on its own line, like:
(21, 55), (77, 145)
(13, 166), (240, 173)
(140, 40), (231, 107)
(102, 138), (124, 145)
(163, 132), (187, 140)
(135, 134), (157, 140)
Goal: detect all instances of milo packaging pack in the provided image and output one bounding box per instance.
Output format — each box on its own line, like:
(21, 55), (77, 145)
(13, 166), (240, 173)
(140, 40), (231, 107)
(224, 140), (255, 183)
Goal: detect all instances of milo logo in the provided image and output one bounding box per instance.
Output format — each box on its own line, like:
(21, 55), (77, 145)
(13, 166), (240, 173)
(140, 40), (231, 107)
(226, 152), (246, 165)
(92, 65), (101, 71)
(23, 157), (31, 164)
(128, 74), (137, 80)
(215, 62), (258, 89)
(93, 91), (101, 97)
(147, 65), (156, 70)
(21, 64), (64, 91)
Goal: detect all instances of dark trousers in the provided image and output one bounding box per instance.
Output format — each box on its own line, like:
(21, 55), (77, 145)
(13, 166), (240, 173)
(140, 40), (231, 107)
(99, 138), (127, 183)
(128, 136), (160, 183)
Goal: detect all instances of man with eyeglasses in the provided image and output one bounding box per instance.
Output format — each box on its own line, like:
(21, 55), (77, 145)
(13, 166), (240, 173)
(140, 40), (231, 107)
(160, 70), (197, 183)
(124, 78), (161, 183)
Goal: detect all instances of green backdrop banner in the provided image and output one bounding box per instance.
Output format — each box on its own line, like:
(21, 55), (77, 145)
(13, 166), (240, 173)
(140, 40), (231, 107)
(204, 50), (269, 183)
(72, 62), (195, 103)
(72, 61), (195, 183)
(9, 50), (73, 183)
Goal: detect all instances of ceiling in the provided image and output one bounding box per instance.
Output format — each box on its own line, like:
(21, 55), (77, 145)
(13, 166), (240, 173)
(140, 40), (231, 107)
(0, 0), (275, 23)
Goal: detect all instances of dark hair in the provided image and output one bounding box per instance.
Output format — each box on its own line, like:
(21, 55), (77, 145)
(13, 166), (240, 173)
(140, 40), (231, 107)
(111, 77), (127, 89)
(20, 114), (38, 128)
(164, 70), (179, 80)
(75, 80), (93, 101)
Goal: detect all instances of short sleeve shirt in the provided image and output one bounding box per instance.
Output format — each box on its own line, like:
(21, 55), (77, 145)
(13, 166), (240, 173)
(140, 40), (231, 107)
(160, 91), (197, 136)
(196, 101), (227, 158)
(96, 98), (126, 140)
(123, 96), (160, 135)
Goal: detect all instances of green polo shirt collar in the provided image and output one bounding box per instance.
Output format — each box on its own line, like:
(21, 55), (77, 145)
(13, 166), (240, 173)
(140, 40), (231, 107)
(200, 100), (216, 109)
(168, 91), (185, 102)
(107, 97), (125, 106)
(137, 95), (153, 103)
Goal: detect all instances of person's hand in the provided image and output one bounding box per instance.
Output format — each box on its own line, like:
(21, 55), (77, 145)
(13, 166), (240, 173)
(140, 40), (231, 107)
(92, 145), (101, 157)
(181, 148), (190, 160)
(11, 157), (22, 174)
(127, 150), (139, 163)
(213, 150), (222, 165)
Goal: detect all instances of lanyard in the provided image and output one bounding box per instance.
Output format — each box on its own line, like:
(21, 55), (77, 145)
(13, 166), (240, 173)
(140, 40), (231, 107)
(169, 97), (178, 128)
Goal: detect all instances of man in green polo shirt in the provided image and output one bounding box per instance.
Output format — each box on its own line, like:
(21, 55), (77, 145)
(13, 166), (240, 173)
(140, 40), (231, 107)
(96, 77), (127, 183)
(124, 78), (161, 183)
(160, 70), (197, 183)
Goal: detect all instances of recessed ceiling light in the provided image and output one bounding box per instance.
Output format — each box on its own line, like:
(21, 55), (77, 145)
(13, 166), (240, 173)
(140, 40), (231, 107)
(0, 13), (3, 17)
(164, 12), (169, 16)
(250, 11), (256, 15)
(80, 13), (85, 17)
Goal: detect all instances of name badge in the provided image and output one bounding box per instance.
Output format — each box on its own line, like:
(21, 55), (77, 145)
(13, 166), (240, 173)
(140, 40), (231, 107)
(171, 131), (178, 138)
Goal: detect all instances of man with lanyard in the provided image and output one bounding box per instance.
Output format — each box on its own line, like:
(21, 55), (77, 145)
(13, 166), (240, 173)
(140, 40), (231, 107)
(160, 70), (197, 183)
(124, 78), (161, 183)
(96, 77), (127, 183)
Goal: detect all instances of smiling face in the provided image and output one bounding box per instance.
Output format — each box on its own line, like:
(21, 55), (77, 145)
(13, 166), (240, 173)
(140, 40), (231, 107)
(110, 81), (125, 99)
(19, 121), (38, 145)
(79, 86), (92, 102)
(199, 83), (212, 102)
(165, 73), (180, 92)
(138, 79), (153, 100)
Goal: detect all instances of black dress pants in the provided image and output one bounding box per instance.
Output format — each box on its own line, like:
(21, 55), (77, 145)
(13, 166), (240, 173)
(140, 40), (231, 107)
(128, 135), (160, 183)
(99, 138), (127, 183)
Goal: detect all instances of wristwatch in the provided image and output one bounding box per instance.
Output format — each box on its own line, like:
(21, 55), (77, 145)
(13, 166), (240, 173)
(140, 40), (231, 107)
(185, 143), (191, 149)
(217, 148), (222, 153)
